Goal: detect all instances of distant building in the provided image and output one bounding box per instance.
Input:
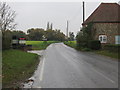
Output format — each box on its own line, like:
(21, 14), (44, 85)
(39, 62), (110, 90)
(82, 3), (120, 44)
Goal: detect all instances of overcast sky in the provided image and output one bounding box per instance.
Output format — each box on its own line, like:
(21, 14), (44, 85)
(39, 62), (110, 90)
(7, 0), (119, 35)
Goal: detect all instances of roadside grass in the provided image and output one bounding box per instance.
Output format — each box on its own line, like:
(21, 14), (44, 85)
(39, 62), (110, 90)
(64, 41), (77, 49)
(26, 41), (59, 50)
(2, 49), (39, 88)
(64, 41), (91, 51)
(64, 41), (119, 60)
(94, 50), (119, 60)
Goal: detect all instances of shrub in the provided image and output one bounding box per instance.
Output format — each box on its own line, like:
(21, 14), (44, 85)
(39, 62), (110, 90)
(77, 41), (88, 48)
(2, 37), (11, 50)
(103, 44), (120, 53)
(2, 30), (12, 50)
(88, 40), (101, 50)
(76, 23), (94, 49)
(81, 48), (91, 51)
(81, 41), (88, 48)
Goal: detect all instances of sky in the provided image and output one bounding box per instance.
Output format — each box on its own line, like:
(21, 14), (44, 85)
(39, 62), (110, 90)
(5, 0), (119, 36)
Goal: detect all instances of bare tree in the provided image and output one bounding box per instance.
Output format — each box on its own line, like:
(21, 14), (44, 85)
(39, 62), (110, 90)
(0, 2), (16, 35)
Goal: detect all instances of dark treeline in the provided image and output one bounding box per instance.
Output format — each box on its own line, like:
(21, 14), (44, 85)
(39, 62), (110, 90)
(27, 28), (66, 41)
(4, 28), (66, 41)
(2, 28), (66, 50)
(3, 28), (66, 40)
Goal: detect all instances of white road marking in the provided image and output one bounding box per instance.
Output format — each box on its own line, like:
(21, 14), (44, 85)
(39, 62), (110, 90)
(40, 58), (45, 81)
(81, 58), (116, 84)
(93, 68), (115, 83)
(58, 45), (116, 84)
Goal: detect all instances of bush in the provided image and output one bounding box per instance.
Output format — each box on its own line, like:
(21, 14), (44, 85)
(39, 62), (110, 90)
(2, 30), (12, 50)
(2, 37), (11, 50)
(88, 40), (101, 50)
(81, 48), (91, 51)
(103, 44), (120, 53)
(77, 41), (88, 48)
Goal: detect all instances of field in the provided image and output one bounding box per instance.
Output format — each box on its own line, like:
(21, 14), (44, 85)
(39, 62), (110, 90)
(26, 41), (59, 50)
(2, 49), (39, 88)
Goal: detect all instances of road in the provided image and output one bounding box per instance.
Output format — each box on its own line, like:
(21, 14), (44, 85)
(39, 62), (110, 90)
(32, 43), (118, 88)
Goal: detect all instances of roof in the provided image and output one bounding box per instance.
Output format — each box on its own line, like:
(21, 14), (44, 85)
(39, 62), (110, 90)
(82, 3), (120, 25)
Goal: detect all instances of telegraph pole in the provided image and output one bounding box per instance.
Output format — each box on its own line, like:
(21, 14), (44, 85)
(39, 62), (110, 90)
(83, 1), (85, 23)
(66, 20), (69, 37)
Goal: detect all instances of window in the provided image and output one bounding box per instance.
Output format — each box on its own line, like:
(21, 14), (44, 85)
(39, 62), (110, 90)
(99, 35), (107, 43)
(115, 35), (120, 44)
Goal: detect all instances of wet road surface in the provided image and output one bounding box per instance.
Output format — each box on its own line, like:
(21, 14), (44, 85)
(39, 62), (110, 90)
(32, 43), (118, 88)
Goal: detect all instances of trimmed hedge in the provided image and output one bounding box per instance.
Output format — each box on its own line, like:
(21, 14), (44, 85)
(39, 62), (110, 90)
(77, 40), (101, 50)
(103, 44), (120, 53)
(77, 41), (88, 48)
(88, 40), (101, 50)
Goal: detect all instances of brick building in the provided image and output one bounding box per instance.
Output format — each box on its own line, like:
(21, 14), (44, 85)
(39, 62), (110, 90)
(82, 3), (120, 44)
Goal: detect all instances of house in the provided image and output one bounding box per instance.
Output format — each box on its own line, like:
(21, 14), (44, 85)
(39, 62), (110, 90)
(82, 3), (120, 44)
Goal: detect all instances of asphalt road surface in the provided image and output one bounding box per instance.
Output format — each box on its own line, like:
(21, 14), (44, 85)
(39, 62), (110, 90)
(32, 43), (118, 88)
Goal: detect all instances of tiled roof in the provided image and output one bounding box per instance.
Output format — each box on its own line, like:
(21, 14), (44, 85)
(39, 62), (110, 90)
(82, 3), (120, 25)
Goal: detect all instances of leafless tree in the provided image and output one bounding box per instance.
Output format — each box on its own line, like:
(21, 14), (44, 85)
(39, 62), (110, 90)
(0, 2), (16, 36)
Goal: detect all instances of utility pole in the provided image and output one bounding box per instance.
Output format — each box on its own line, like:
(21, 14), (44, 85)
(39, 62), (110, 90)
(66, 20), (69, 37)
(83, 1), (85, 23)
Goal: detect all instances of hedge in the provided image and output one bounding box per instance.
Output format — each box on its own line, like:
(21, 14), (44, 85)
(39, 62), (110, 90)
(103, 44), (120, 53)
(88, 40), (101, 50)
(2, 37), (11, 50)
(77, 40), (101, 50)
(77, 41), (88, 48)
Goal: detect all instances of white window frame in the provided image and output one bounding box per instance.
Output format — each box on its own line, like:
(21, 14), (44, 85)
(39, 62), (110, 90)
(115, 35), (120, 44)
(99, 35), (107, 43)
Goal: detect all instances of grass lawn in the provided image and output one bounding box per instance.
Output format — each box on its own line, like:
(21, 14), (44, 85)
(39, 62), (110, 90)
(2, 49), (39, 88)
(26, 41), (59, 50)
(95, 50), (119, 60)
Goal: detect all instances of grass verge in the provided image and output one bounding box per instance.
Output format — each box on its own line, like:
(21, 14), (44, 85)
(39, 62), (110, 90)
(94, 50), (119, 60)
(64, 41), (91, 51)
(2, 49), (39, 88)
(64, 41), (119, 60)
(26, 41), (59, 50)
(64, 41), (77, 49)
